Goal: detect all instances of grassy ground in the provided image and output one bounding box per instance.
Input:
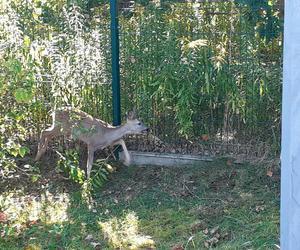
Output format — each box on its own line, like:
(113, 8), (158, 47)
(0, 158), (279, 249)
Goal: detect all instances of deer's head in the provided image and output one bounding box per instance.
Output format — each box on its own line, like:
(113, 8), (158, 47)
(126, 110), (149, 134)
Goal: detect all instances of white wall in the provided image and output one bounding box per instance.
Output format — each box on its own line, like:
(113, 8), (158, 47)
(281, 1), (300, 249)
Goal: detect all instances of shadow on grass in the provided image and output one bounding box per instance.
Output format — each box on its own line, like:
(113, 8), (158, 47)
(0, 158), (280, 249)
(0, 156), (156, 249)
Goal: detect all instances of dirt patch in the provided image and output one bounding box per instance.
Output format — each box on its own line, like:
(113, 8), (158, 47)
(1, 150), (77, 196)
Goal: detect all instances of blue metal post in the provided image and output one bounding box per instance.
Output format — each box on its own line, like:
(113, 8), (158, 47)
(110, 0), (121, 126)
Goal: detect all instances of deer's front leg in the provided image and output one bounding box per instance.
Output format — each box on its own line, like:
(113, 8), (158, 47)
(86, 145), (95, 179)
(113, 139), (131, 166)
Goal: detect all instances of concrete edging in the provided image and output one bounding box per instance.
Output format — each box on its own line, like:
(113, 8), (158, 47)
(119, 151), (214, 167)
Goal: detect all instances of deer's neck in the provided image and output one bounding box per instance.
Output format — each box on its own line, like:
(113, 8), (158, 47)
(109, 123), (131, 141)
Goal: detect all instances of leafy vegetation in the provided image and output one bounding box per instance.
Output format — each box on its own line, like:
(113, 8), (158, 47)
(0, 0), (282, 167)
(119, 1), (282, 145)
(56, 148), (86, 184)
(56, 148), (115, 190)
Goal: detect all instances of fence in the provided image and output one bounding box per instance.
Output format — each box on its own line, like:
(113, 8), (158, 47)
(114, 1), (283, 158)
(5, 0), (281, 159)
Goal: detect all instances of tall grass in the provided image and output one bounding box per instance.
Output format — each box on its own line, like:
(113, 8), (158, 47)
(119, 1), (282, 150)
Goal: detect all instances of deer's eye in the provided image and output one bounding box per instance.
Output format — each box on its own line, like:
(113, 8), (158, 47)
(138, 122), (141, 126)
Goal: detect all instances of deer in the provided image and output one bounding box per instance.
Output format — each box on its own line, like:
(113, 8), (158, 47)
(34, 107), (149, 178)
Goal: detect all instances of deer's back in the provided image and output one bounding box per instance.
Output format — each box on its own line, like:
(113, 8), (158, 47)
(53, 107), (111, 144)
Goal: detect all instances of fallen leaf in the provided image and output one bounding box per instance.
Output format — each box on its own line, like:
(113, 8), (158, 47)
(90, 242), (101, 248)
(191, 220), (206, 232)
(130, 56), (136, 63)
(0, 212), (8, 223)
(267, 170), (273, 177)
(85, 234), (94, 241)
(215, 233), (221, 239)
(28, 219), (41, 226)
(171, 245), (184, 250)
(255, 205), (265, 213)
(204, 236), (219, 248)
(210, 226), (220, 235)
(221, 232), (230, 240)
(204, 241), (210, 248)
(230, 171), (237, 178)
(226, 159), (233, 166)
(56, 233), (62, 241)
(201, 134), (209, 141)
(210, 236), (219, 244)
(24, 244), (41, 250)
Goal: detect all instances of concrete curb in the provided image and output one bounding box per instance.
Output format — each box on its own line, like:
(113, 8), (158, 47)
(119, 151), (214, 167)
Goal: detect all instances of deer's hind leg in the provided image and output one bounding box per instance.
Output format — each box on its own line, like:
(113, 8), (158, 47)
(35, 125), (61, 161)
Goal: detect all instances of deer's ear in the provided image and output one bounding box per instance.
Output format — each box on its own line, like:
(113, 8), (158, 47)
(132, 107), (137, 115)
(127, 111), (134, 120)
(132, 107), (138, 118)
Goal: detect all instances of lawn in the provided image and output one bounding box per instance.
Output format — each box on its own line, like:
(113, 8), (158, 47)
(0, 158), (280, 249)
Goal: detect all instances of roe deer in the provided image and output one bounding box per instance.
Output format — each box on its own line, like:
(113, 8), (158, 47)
(35, 107), (149, 178)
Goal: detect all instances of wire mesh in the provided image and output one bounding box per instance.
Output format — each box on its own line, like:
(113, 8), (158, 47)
(116, 0), (283, 158)
(32, 1), (282, 159)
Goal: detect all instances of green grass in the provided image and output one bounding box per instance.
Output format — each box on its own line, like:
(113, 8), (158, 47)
(0, 159), (279, 249)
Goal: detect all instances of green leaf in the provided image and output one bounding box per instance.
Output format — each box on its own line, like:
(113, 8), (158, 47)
(24, 36), (31, 47)
(100, 172), (108, 181)
(19, 146), (29, 157)
(8, 59), (22, 74)
(33, 8), (42, 20)
(31, 175), (40, 183)
(10, 149), (19, 157)
(93, 177), (102, 188)
(14, 88), (33, 103)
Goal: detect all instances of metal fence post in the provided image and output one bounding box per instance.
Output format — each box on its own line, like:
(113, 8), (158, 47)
(110, 0), (121, 126)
